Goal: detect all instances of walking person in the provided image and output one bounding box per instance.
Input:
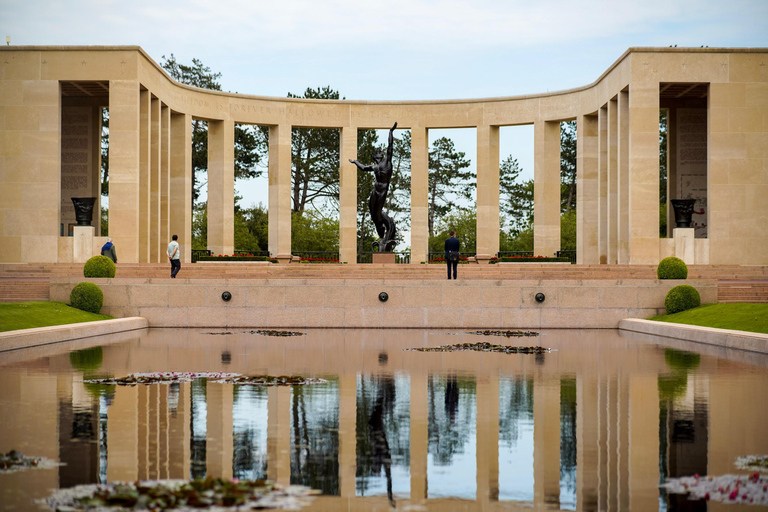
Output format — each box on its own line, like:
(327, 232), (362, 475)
(167, 234), (181, 279)
(100, 238), (117, 263)
(444, 230), (460, 280)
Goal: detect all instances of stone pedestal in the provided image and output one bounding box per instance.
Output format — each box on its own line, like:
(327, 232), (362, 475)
(372, 252), (396, 264)
(673, 228), (695, 264)
(73, 226), (95, 263)
(273, 254), (294, 265)
(474, 254), (494, 264)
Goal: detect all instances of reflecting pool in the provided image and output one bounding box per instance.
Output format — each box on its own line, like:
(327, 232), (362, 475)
(1, 328), (768, 511)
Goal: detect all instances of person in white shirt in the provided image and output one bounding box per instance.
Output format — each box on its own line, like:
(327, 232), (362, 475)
(167, 234), (181, 278)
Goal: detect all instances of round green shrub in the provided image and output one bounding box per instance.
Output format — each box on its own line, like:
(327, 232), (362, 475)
(664, 285), (701, 315)
(83, 255), (116, 278)
(657, 256), (688, 280)
(70, 282), (104, 314)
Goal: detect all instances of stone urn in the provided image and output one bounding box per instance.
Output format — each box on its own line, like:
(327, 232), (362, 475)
(71, 197), (96, 226)
(670, 199), (696, 228)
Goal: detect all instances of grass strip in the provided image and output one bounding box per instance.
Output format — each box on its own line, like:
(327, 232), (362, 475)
(649, 303), (768, 335)
(0, 301), (113, 333)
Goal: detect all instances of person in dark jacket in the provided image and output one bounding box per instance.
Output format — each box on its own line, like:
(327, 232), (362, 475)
(101, 238), (117, 263)
(444, 230), (460, 280)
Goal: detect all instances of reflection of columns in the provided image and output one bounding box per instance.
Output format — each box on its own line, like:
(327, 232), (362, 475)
(476, 372), (499, 502)
(338, 374), (357, 497)
(107, 385), (139, 481)
(410, 127), (429, 264)
(206, 382), (234, 479)
(168, 382), (191, 479)
(618, 91), (630, 264)
(618, 374), (630, 512)
(597, 372), (608, 509)
(608, 97), (618, 264)
(476, 125), (500, 259)
(598, 105), (608, 264)
(339, 127), (357, 264)
(606, 375), (618, 511)
(410, 373), (428, 501)
(576, 375), (599, 512)
(150, 97), (161, 262)
(109, 80), (147, 261)
(533, 120), (561, 258)
(138, 383), (148, 480)
(160, 105), (171, 252)
(170, 113), (193, 263)
(577, 114), (599, 264)
(267, 386), (291, 486)
(628, 374), (659, 511)
(628, 77), (661, 264)
(268, 124), (292, 259)
(138, 88), (151, 262)
(208, 120), (235, 256)
(533, 378), (560, 507)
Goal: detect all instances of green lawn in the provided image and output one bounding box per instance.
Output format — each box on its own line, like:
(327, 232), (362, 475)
(650, 303), (768, 335)
(0, 301), (113, 333)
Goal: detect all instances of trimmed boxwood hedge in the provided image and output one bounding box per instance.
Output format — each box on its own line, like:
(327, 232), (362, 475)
(83, 255), (116, 278)
(657, 256), (688, 280)
(70, 282), (104, 314)
(664, 284), (701, 314)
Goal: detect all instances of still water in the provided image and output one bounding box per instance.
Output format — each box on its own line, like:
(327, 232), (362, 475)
(1, 328), (767, 511)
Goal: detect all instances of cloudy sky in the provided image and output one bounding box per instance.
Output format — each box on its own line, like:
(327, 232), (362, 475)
(2, 0), (766, 241)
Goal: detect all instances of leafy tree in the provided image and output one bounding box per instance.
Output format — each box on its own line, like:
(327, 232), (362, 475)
(236, 204), (269, 252)
(560, 120), (577, 213)
(291, 211), (340, 252)
(659, 110), (669, 237)
(428, 137), (473, 237)
(100, 206), (108, 236)
(499, 156), (533, 235)
(100, 108), (109, 196)
(289, 87), (341, 214)
(191, 202), (207, 250)
(560, 211), (576, 251)
(428, 210), (477, 253)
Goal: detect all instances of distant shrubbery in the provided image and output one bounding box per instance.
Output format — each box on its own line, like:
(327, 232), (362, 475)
(83, 255), (116, 278)
(657, 257), (687, 280)
(70, 282), (104, 314)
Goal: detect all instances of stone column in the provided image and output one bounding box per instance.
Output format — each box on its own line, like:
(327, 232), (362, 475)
(627, 71), (660, 264)
(138, 89), (151, 263)
(577, 114), (599, 264)
(268, 124), (292, 261)
(267, 386), (291, 486)
(109, 80), (142, 262)
(476, 125), (500, 261)
(576, 375), (599, 512)
(598, 106), (608, 264)
(338, 374), (357, 497)
(150, 97), (161, 262)
(618, 91), (631, 264)
(108, 385), (139, 481)
(476, 373), (499, 502)
(339, 127), (358, 264)
(207, 120), (235, 256)
(170, 113), (192, 263)
(206, 382), (233, 479)
(533, 377), (560, 507)
(533, 121), (561, 258)
(410, 126), (429, 264)
(160, 105), (171, 251)
(410, 373), (428, 501)
(608, 98), (619, 264)
(628, 375), (659, 511)
(168, 382), (191, 479)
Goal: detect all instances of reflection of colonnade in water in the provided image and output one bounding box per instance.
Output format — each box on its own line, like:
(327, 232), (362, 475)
(99, 371), (662, 511)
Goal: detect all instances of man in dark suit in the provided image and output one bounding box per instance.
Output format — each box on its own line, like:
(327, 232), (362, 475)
(444, 230), (460, 280)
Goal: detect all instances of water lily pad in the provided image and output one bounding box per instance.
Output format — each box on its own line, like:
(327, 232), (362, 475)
(736, 455), (768, 472)
(467, 330), (540, 337)
(83, 372), (326, 387)
(405, 342), (551, 354)
(662, 472), (768, 505)
(246, 329), (305, 337)
(212, 375), (328, 386)
(0, 450), (61, 473)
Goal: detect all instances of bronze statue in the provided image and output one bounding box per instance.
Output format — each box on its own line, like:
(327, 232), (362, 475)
(349, 122), (398, 252)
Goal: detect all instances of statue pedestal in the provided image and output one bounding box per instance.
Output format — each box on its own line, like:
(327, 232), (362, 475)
(673, 228), (695, 264)
(73, 226), (95, 263)
(372, 252), (396, 264)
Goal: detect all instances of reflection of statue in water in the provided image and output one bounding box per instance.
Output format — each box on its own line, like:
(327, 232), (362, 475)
(368, 376), (396, 507)
(349, 122), (398, 252)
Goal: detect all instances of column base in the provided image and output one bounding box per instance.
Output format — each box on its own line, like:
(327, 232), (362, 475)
(273, 254), (294, 265)
(372, 252), (396, 264)
(474, 254), (495, 265)
(673, 228), (695, 264)
(73, 226), (95, 263)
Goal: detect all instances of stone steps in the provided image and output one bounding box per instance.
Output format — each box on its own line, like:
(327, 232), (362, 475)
(0, 278), (50, 302)
(717, 281), (768, 303)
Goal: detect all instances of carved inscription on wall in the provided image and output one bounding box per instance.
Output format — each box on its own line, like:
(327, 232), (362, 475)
(60, 106), (93, 232)
(676, 108), (707, 237)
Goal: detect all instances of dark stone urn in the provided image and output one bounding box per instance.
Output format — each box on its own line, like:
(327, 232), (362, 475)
(71, 197), (96, 226)
(670, 199), (696, 228)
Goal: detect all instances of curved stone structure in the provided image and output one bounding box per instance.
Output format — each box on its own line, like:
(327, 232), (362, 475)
(0, 46), (766, 265)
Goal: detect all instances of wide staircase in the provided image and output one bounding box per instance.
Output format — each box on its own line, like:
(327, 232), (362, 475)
(2, 262), (768, 303)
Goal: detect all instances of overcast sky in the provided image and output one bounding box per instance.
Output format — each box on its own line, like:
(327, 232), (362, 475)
(3, 0), (766, 244)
